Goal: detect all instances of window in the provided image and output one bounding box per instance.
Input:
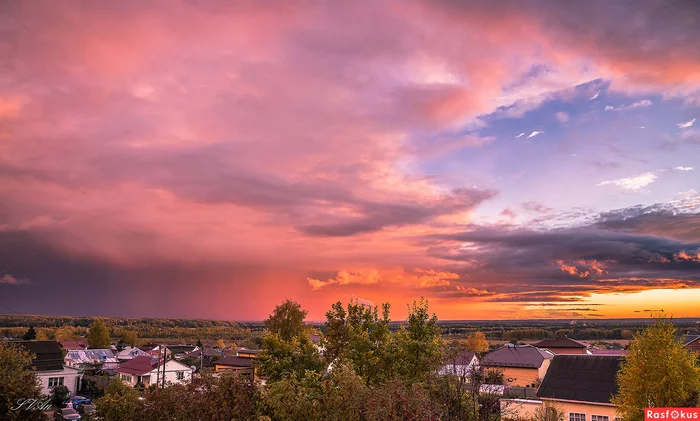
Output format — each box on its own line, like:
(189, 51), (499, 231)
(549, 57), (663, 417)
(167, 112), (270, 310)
(48, 377), (64, 387)
(570, 413), (586, 421)
(176, 371), (185, 381)
(592, 416), (609, 421)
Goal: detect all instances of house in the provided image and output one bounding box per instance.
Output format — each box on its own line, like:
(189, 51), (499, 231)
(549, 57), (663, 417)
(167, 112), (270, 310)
(536, 355), (622, 421)
(679, 334), (700, 354)
(439, 350), (479, 377)
(533, 337), (589, 355)
(65, 349), (118, 373)
(480, 344), (554, 388)
(12, 340), (82, 395)
(588, 348), (628, 356)
(116, 346), (149, 361)
(237, 348), (259, 359)
(187, 347), (224, 359)
(213, 355), (255, 380)
(165, 344), (198, 359)
(118, 355), (193, 387)
(58, 341), (89, 351)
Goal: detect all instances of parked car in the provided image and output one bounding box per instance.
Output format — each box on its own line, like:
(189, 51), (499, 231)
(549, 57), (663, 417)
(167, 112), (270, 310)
(71, 396), (92, 408)
(78, 403), (96, 416)
(54, 408), (81, 420)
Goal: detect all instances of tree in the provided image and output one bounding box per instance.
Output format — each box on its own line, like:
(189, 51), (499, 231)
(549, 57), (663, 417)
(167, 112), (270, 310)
(23, 326), (37, 340)
(87, 319), (111, 349)
(121, 330), (137, 347)
(0, 342), (47, 421)
(391, 298), (443, 383)
(55, 326), (81, 342)
(465, 332), (489, 355)
(613, 318), (700, 421)
(216, 339), (226, 349)
(264, 299), (308, 342)
(95, 379), (142, 421)
(196, 338), (203, 348)
(50, 385), (70, 407)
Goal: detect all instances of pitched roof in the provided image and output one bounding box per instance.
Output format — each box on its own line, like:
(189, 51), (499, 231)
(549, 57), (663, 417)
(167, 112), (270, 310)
(66, 349), (117, 364)
(58, 341), (89, 350)
(11, 340), (65, 371)
(481, 345), (553, 368)
(534, 337), (588, 349)
(118, 355), (157, 375)
(215, 356), (253, 368)
(445, 350), (477, 366)
(166, 345), (197, 355)
(589, 348), (628, 356)
(679, 334), (700, 346)
(537, 355), (622, 404)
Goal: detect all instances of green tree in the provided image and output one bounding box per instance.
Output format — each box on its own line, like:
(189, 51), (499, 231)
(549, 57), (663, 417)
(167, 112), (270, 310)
(613, 318), (700, 421)
(50, 385), (70, 407)
(264, 299), (308, 341)
(95, 379), (142, 421)
(0, 342), (47, 421)
(391, 298), (443, 383)
(87, 319), (111, 349)
(323, 300), (392, 385)
(121, 330), (137, 347)
(23, 326), (37, 340)
(196, 338), (203, 348)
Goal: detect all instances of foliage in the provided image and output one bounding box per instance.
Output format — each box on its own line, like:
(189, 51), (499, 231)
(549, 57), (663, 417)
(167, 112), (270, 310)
(258, 333), (325, 382)
(323, 300), (393, 385)
(95, 379), (142, 421)
(196, 338), (202, 347)
(391, 298), (444, 383)
(532, 402), (566, 421)
(23, 326), (37, 340)
(50, 385), (70, 407)
(55, 325), (85, 342)
(465, 331), (490, 355)
(216, 338), (226, 348)
(87, 319), (111, 349)
(613, 318), (700, 421)
(264, 299), (308, 341)
(0, 342), (47, 421)
(121, 330), (137, 347)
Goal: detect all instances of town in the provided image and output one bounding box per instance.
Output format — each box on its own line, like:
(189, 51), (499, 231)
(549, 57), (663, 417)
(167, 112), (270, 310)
(2, 300), (699, 420)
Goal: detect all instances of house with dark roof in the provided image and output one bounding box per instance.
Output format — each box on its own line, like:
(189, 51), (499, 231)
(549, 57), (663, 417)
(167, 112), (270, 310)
(65, 349), (118, 373)
(536, 355), (622, 421)
(12, 340), (82, 395)
(533, 337), (590, 355)
(58, 341), (89, 351)
(439, 349), (479, 377)
(679, 334), (700, 354)
(118, 355), (193, 387)
(213, 355), (255, 380)
(480, 344), (554, 388)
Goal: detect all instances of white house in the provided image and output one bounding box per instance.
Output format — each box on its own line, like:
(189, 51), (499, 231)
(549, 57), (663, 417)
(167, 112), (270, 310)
(12, 340), (82, 395)
(118, 355), (193, 387)
(116, 346), (149, 361)
(439, 350), (479, 377)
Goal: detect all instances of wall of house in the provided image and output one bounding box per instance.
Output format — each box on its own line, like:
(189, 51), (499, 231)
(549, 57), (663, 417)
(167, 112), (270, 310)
(687, 339), (700, 353)
(542, 399), (618, 421)
(36, 368), (81, 396)
(146, 360), (193, 385)
(500, 367), (541, 387)
(501, 399), (542, 420)
(546, 347), (587, 355)
(538, 358), (552, 381)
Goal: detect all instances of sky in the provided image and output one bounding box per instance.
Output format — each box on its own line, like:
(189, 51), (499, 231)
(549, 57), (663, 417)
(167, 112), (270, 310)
(1, 0), (699, 321)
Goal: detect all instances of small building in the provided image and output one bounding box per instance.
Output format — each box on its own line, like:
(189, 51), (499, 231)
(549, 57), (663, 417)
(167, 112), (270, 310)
(679, 334), (700, 354)
(237, 348), (259, 359)
(213, 356), (255, 379)
(116, 346), (149, 361)
(12, 340), (82, 395)
(439, 350), (479, 377)
(65, 349), (118, 373)
(533, 337), (589, 355)
(536, 355), (622, 421)
(118, 355), (193, 387)
(588, 348), (628, 356)
(480, 344), (554, 388)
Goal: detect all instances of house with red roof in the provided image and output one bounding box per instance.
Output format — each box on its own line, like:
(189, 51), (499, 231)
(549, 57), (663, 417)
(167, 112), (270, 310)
(118, 355), (193, 387)
(533, 337), (589, 355)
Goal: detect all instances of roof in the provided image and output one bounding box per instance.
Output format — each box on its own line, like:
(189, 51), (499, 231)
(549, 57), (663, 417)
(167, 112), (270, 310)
(117, 347), (149, 359)
(533, 337), (588, 349)
(166, 345), (197, 355)
(537, 355), (622, 404)
(679, 334), (700, 346)
(589, 348), (628, 356)
(445, 350), (477, 366)
(215, 356), (254, 368)
(11, 340), (65, 371)
(187, 348), (223, 358)
(58, 341), (89, 350)
(66, 349), (117, 364)
(481, 345), (553, 369)
(118, 355), (157, 375)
